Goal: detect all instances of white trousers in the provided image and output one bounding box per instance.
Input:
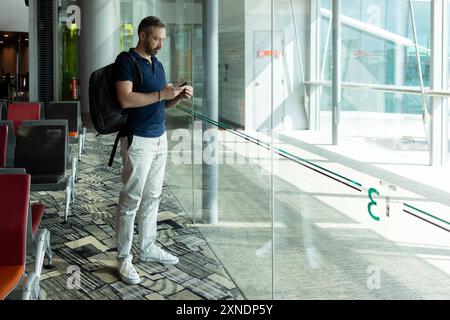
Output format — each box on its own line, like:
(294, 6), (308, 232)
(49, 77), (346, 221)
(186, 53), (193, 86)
(116, 132), (167, 261)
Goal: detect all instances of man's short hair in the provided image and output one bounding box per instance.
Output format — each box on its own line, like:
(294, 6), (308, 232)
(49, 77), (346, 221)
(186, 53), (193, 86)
(138, 16), (166, 35)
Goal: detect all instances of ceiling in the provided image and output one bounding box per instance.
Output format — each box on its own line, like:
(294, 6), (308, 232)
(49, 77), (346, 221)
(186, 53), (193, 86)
(0, 32), (29, 48)
(0, 0), (28, 32)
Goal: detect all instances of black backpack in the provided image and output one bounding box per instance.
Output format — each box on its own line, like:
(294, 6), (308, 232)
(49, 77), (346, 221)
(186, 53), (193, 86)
(88, 49), (142, 166)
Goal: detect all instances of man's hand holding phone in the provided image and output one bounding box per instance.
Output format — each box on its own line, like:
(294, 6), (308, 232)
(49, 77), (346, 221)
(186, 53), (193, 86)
(177, 81), (193, 100)
(160, 83), (184, 101)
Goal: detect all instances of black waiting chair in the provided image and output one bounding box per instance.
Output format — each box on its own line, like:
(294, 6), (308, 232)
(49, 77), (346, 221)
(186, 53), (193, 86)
(46, 101), (86, 161)
(0, 120), (15, 167)
(0, 125), (7, 168)
(15, 120), (74, 222)
(23, 119), (78, 184)
(0, 101), (6, 120)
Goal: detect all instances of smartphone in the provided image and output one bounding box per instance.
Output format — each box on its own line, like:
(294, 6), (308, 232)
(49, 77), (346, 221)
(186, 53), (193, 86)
(179, 81), (188, 95)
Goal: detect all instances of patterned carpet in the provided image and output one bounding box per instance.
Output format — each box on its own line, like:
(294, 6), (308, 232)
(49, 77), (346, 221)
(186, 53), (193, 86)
(28, 133), (244, 300)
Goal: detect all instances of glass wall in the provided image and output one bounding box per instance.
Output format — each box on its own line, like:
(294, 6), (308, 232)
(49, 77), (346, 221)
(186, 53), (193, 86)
(190, 0), (273, 299)
(176, 0), (447, 299)
(198, 0), (450, 299)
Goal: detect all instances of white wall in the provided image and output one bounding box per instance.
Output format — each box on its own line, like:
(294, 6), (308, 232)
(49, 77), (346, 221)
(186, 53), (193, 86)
(0, 0), (29, 32)
(219, 0), (245, 127)
(245, 0), (309, 131)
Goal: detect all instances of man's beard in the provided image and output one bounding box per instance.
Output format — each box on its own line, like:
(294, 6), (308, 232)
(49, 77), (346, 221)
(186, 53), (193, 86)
(144, 43), (158, 56)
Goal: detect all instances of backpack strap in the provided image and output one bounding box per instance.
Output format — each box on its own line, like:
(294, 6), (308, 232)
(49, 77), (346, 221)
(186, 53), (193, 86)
(128, 49), (143, 92)
(108, 127), (133, 167)
(108, 132), (121, 167)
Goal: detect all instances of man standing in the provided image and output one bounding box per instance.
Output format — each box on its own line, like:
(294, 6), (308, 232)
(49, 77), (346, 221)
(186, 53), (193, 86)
(114, 16), (193, 285)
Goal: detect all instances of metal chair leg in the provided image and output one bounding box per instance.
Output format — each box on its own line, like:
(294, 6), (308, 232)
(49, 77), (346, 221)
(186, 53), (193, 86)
(82, 127), (87, 153)
(72, 156), (77, 184)
(64, 178), (72, 222)
(71, 173), (75, 204)
(78, 134), (83, 161)
(34, 229), (47, 278)
(44, 231), (54, 269)
(21, 272), (37, 300)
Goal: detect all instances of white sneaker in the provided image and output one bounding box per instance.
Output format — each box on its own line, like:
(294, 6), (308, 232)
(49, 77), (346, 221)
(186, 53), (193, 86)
(140, 246), (179, 265)
(117, 256), (141, 285)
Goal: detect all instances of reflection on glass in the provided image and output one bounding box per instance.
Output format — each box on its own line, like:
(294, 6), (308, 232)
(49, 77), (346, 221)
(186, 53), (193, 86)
(319, 0), (430, 165)
(58, 0), (79, 100)
(120, 1), (133, 51)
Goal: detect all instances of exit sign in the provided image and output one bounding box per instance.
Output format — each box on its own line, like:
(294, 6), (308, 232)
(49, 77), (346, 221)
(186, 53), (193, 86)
(257, 50), (282, 58)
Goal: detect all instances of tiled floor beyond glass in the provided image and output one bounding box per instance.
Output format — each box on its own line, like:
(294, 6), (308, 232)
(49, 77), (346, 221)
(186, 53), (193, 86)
(162, 110), (450, 300)
(28, 132), (244, 300)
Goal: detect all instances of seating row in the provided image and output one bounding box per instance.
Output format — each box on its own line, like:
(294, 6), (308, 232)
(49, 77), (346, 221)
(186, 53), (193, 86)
(0, 101), (86, 299)
(0, 121), (74, 222)
(0, 101), (86, 162)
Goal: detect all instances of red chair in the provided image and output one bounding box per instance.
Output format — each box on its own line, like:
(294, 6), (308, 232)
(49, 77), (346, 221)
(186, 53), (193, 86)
(7, 103), (41, 136)
(0, 170), (52, 300)
(0, 174), (30, 300)
(0, 125), (7, 168)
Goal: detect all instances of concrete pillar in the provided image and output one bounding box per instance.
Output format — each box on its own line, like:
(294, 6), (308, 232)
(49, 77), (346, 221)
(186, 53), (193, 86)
(394, 0), (407, 113)
(332, 0), (341, 145)
(79, 0), (121, 114)
(430, 0), (448, 166)
(202, 0), (219, 224)
(309, 0), (321, 131)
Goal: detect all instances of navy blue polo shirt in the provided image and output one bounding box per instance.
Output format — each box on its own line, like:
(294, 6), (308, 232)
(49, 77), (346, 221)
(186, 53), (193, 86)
(114, 50), (166, 138)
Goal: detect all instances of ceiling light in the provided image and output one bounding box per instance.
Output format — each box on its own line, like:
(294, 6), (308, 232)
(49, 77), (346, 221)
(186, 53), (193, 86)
(4, 34), (9, 38)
